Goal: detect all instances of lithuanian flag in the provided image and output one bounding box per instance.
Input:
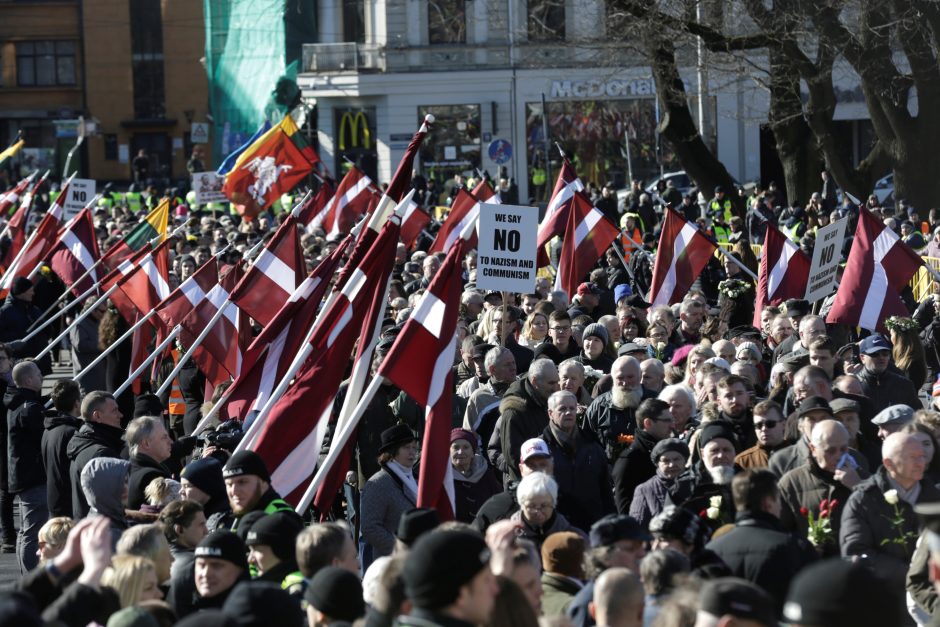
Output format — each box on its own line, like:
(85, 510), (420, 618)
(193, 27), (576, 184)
(221, 114), (320, 221)
(102, 198), (169, 270)
(0, 139), (24, 168)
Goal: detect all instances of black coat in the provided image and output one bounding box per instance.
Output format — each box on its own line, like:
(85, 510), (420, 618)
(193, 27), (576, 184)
(706, 510), (817, 614)
(66, 421), (125, 518)
(0, 295), (51, 374)
(498, 379), (550, 483)
(856, 367), (921, 415)
(612, 428), (658, 514)
(583, 388), (656, 461)
(541, 425), (615, 531)
(5, 386), (46, 492)
(472, 483), (518, 533)
(41, 412), (83, 517)
(127, 452), (172, 510)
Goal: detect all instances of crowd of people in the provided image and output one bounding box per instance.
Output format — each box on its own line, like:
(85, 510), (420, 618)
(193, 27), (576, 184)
(2, 169), (940, 627)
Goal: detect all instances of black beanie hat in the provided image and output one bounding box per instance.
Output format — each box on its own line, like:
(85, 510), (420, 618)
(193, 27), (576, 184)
(649, 505), (701, 547)
(396, 507), (440, 546)
(223, 450), (271, 482)
(234, 511), (266, 544)
(783, 558), (900, 626)
(304, 566), (365, 622)
(403, 530), (491, 610)
(222, 581), (304, 627)
(181, 457), (226, 499)
(133, 393), (164, 418)
(10, 277), (33, 297)
(245, 512), (304, 562)
(650, 438), (690, 464)
(698, 420), (738, 453)
(195, 531), (249, 571)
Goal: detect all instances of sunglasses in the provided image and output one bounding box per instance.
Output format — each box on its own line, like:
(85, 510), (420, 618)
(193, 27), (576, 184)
(754, 420), (779, 430)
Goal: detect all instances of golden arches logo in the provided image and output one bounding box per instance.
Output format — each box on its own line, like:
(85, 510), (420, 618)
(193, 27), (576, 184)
(338, 111), (371, 151)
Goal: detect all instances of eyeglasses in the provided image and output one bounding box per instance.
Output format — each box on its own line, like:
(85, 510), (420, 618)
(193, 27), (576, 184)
(550, 326), (571, 333)
(754, 420), (779, 430)
(522, 502), (554, 513)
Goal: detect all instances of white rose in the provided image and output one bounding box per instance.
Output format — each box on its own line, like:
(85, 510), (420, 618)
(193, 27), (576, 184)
(656, 342), (666, 351)
(709, 495), (722, 509)
(706, 507), (721, 520)
(884, 489), (899, 505)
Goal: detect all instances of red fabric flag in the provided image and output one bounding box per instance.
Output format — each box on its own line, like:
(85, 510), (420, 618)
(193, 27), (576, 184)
(826, 208), (923, 331)
(429, 189), (481, 253)
(229, 216), (306, 326)
(648, 208), (718, 306)
(0, 174), (34, 217)
(753, 224), (811, 327)
(377, 227), (476, 520)
(108, 240), (172, 325)
(400, 199), (431, 249)
(155, 257), (220, 333)
(555, 192), (620, 298)
(1, 173), (46, 271)
(222, 114), (320, 220)
(47, 208), (101, 296)
(180, 262), (251, 386)
(537, 159), (585, 266)
(249, 220), (400, 504)
(310, 167), (375, 237)
(384, 115), (433, 203)
(298, 182), (334, 231)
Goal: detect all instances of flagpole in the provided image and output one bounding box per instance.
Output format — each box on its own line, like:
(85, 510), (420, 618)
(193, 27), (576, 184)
(0, 173), (71, 285)
(0, 170), (42, 243)
(72, 310), (156, 383)
(154, 301), (231, 397)
(114, 325), (181, 398)
(33, 284), (120, 361)
(715, 246), (759, 281)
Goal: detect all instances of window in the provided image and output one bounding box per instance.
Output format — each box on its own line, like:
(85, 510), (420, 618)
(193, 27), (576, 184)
(418, 104), (480, 186)
(130, 0), (166, 119)
(16, 41), (76, 86)
(528, 0), (565, 42)
(428, 0), (466, 44)
(104, 134), (118, 161)
(343, 0), (366, 43)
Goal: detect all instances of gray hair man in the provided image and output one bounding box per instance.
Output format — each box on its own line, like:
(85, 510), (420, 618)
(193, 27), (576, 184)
(498, 359), (559, 483)
(125, 415), (174, 510)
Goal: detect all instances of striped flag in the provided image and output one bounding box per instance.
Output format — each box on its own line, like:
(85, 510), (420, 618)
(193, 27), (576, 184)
(47, 208), (100, 296)
(537, 159), (585, 266)
(648, 208), (718, 305)
(429, 188), (484, 253)
(102, 199), (169, 270)
(753, 224), (810, 327)
(554, 192), (620, 298)
(826, 208), (923, 332)
(310, 166), (375, 237)
(0, 139), (24, 168)
(217, 121), (272, 176)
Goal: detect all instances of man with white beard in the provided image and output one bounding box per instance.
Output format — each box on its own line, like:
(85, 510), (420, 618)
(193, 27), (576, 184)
(585, 356), (655, 463)
(668, 421), (740, 532)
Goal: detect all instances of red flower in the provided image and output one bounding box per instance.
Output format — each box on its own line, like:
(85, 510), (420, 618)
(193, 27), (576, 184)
(829, 499), (839, 511)
(699, 509), (708, 518)
(819, 499), (829, 512)
(800, 507), (810, 517)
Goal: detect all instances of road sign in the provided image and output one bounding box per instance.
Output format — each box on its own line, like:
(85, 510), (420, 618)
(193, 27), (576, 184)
(805, 218), (849, 303)
(190, 123), (210, 145)
(64, 179), (95, 219)
(488, 139), (513, 165)
(476, 202), (538, 292)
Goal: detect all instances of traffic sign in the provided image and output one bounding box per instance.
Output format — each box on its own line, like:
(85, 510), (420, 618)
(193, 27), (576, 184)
(488, 139), (513, 165)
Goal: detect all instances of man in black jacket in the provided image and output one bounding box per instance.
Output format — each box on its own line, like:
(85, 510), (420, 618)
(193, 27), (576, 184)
(67, 391), (124, 518)
(0, 278), (51, 374)
(41, 379), (83, 518)
(706, 469), (817, 614)
(6, 360), (47, 573)
(612, 399), (673, 514)
(125, 415), (174, 509)
(498, 359), (559, 483)
(856, 334), (920, 414)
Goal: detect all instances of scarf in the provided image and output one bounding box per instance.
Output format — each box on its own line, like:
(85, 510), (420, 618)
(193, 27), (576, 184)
(386, 460), (418, 502)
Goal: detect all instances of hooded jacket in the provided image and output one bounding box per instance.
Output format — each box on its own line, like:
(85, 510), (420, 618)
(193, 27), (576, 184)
(41, 411), (83, 517)
(67, 421), (125, 518)
(452, 453), (502, 524)
(80, 457), (130, 547)
(498, 378), (550, 483)
(5, 386), (46, 493)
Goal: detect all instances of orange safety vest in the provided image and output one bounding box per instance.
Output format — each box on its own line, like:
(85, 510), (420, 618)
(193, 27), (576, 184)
(620, 227), (643, 263)
(168, 349), (186, 416)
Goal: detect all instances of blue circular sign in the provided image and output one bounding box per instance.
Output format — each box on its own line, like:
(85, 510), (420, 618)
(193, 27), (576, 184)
(488, 139), (513, 165)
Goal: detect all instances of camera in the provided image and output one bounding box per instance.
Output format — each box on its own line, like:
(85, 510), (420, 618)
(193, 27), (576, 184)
(197, 420), (244, 451)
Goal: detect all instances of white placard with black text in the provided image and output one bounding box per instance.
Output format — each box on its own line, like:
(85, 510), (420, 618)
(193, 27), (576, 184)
(192, 172), (227, 205)
(805, 218), (849, 303)
(476, 202), (538, 293)
(64, 179), (96, 219)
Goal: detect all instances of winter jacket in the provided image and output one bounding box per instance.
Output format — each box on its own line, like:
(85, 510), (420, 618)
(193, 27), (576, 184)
(360, 465), (417, 557)
(498, 379), (550, 483)
(706, 510), (817, 613)
(778, 457), (855, 556)
(667, 462), (738, 535)
(67, 420), (125, 518)
(70, 315), (106, 394)
(452, 454), (502, 524)
(80, 457), (130, 548)
(629, 471), (693, 529)
(856, 366), (921, 415)
(16, 563), (121, 627)
(127, 452), (172, 510)
(0, 377), (7, 491)
(503, 336), (533, 374)
(509, 509), (585, 553)
(542, 424), (615, 531)
(0, 294), (51, 374)
(840, 466), (940, 590)
(541, 572), (583, 617)
(5, 386), (46, 492)
(612, 429), (659, 515)
(768, 437), (868, 479)
(41, 411), (82, 517)
(583, 391), (640, 462)
(472, 482), (518, 533)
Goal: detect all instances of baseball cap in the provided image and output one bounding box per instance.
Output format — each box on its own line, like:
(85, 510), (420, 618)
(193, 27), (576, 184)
(701, 578), (775, 626)
(577, 282), (602, 296)
(520, 438), (551, 463)
(859, 335), (892, 354)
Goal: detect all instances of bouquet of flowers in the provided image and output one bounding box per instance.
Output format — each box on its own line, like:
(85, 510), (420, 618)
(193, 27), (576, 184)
(801, 499), (838, 548)
(609, 433), (635, 459)
(718, 279), (752, 299)
(701, 495), (731, 525)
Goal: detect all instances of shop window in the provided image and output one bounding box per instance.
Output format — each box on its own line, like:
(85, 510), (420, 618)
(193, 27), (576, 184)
(528, 0), (565, 42)
(16, 41), (76, 86)
(418, 104), (480, 188)
(428, 0), (466, 44)
(335, 108), (377, 182)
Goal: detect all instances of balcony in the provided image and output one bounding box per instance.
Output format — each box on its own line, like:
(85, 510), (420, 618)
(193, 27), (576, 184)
(302, 43), (385, 74)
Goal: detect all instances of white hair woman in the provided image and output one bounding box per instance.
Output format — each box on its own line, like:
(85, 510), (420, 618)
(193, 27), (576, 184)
(509, 472), (585, 552)
(658, 384), (698, 441)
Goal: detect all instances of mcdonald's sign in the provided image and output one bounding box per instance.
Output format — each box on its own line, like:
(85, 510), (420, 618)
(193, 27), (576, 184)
(338, 111), (372, 150)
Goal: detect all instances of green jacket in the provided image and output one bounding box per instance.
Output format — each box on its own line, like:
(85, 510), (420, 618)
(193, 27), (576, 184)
(540, 572), (583, 617)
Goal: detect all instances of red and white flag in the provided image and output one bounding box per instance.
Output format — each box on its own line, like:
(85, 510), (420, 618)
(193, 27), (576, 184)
(250, 220), (400, 504)
(155, 257), (219, 333)
(298, 182), (334, 231)
(537, 159), (585, 266)
(229, 216), (306, 326)
(384, 115), (433, 203)
(377, 227), (477, 520)
(311, 166), (375, 237)
(106, 240), (172, 325)
(554, 192), (620, 298)
(0, 172), (35, 217)
(47, 208), (100, 296)
(180, 262), (251, 386)
(827, 208), (923, 331)
(429, 189), (482, 253)
(753, 224), (810, 327)
(648, 207), (718, 306)
(1, 172), (46, 271)
(400, 199), (431, 249)
(225, 236), (351, 422)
